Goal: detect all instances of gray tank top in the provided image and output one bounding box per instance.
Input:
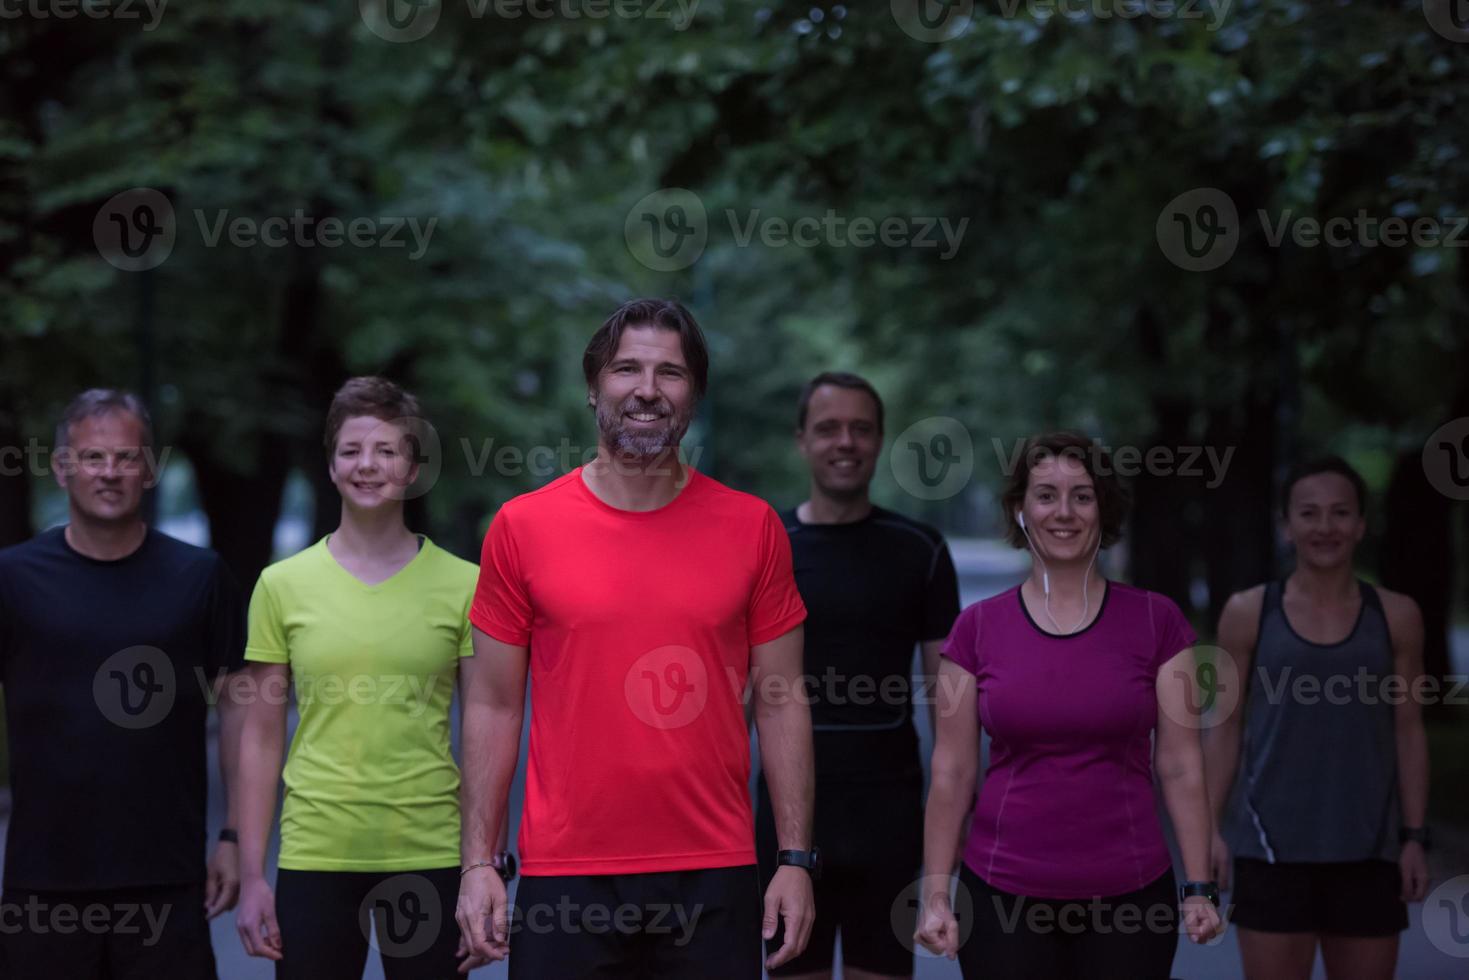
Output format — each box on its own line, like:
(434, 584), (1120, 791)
(1224, 580), (1399, 863)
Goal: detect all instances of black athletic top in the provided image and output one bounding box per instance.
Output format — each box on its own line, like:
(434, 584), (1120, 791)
(0, 526), (246, 891)
(782, 505), (960, 782)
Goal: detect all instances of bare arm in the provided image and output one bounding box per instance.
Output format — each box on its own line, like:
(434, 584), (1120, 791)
(238, 662), (289, 882)
(460, 627), (528, 867)
(1201, 587), (1261, 828)
(1382, 588), (1430, 902)
(921, 656), (978, 896)
(1383, 590), (1429, 831)
(920, 639), (944, 735)
(1156, 651), (1214, 883)
(212, 671), (245, 831)
(752, 625), (812, 851)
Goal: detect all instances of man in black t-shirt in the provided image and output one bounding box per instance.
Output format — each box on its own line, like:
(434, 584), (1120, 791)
(756, 372), (960, 980)
(0, 389), (246, 979)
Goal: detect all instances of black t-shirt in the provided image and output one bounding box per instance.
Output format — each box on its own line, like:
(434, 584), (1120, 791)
(0, 526), (246, 891)
(783, 505), (960, 782)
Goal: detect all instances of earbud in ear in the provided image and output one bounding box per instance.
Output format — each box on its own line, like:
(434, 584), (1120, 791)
(1017, 512), (1026, 530)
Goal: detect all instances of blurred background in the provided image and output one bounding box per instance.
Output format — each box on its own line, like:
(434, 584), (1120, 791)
(2, 0), (1468, 975)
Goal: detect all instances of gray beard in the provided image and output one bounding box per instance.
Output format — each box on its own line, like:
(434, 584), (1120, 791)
(596, 398), (691, 460)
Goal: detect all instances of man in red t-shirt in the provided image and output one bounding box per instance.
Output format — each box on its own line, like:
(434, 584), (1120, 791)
(455, 298), (818, 979)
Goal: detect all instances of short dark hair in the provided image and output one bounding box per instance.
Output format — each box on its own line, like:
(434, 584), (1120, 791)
(323, 376), (425, 454)
(56, 389), (153, 450)
(1282, 455), (1366, 517)
(999, 431), (1130, 549)
(795, 371), (884, 432)
(582, 298), (709, 401)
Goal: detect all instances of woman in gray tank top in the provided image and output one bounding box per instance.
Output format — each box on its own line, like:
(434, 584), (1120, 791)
(1203, 457), (1430, 980)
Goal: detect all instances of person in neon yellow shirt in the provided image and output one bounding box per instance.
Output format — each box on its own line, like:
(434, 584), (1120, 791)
(233, 377), (495, 979)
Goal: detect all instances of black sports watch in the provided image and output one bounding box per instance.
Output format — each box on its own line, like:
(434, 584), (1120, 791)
(218, 828), (239, 844)
(777, 848), (822, 882)
(492, 850), (518, 882)
(1399, 826), (1432, 851)
(1179, 880), (1220, 907)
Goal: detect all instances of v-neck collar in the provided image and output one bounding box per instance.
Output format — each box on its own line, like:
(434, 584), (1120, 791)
(319, 533), (428, 590)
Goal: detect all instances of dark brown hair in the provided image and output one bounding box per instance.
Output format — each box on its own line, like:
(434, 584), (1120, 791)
(795, 371), (884, 432)
(1282, 455), (1366, 517)
(323, 376), (424, 454)
(999, 431), (1130, 549)
(582, 298), (709, 401)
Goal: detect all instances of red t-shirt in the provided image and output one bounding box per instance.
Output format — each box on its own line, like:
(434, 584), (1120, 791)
(470, 467), (807, 876)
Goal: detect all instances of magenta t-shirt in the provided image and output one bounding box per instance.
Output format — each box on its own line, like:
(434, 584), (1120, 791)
(943, 581), (1196, 899)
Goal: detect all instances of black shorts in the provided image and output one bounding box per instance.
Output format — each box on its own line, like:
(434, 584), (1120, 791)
(0, 882), (217, 980)
(756, 775), (923, 977)
(508, 865), (762, 980)
(1230, 858), (1408, 936)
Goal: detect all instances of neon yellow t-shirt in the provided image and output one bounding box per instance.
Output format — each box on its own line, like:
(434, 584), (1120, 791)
(245, 535), (476, 871)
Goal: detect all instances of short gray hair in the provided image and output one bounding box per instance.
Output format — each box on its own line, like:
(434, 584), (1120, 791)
(55, 389), (154, 450)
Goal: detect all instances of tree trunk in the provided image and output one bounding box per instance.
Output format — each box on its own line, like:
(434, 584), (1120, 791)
(0, 391), (33, 548)
(1128, 307), (1196, 612)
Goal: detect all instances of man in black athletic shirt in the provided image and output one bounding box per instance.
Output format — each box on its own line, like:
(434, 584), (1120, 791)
(0, 389), (245, 979)
(756, 372), (960, 980)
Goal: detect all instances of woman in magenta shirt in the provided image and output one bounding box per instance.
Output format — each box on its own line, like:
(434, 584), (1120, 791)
(916, 432), (1222, 979)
